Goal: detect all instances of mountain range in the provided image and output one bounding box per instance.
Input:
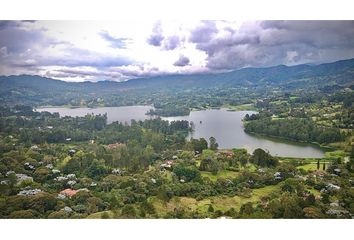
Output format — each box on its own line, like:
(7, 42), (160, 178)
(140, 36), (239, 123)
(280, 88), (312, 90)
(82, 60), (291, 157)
(1, 58), (354, 106)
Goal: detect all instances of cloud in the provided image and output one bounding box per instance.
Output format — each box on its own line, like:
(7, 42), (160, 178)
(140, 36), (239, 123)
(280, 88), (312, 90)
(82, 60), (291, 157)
(99, 31), (131, 49)
(0, 22), (59, 54)
(2, 20), (354, 81)
(146, 22), (184, 50)
(173, 55), (190, 67)
(162, 35), (182, 50)
(0, 21), (134, 77)
(189, 20), (354, 70)
(147, 21), (164, 47)
(189, 20), (218, 43)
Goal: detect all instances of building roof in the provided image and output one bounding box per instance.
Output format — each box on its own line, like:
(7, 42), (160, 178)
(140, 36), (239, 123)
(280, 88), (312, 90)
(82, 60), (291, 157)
(60, 188), (78, 197)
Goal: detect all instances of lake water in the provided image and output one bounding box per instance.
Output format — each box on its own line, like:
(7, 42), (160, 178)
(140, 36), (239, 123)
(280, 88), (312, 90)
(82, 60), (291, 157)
(37, 106), (154, 124)
(37, 106), (325, 158)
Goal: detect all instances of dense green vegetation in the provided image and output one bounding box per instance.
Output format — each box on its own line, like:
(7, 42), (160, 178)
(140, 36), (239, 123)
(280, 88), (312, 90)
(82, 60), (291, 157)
(0, 58), (354, 218)
(245, 117), (344, 144)
(0, 105), (353, 219)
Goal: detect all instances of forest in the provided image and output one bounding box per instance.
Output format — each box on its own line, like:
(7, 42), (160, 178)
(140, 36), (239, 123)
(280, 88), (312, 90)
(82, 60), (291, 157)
(0, 104), (353, 219)
(0, 58), (354, 219)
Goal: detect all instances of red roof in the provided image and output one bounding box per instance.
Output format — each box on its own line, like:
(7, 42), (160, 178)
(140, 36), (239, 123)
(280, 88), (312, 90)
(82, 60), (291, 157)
(60, 188), (77, 197)
(105, 143), (126, 149)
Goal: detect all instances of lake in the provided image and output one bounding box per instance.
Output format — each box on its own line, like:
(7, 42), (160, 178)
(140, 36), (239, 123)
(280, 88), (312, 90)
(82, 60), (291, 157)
(37, 106), (154, 124)
(37, 106), (325, 158)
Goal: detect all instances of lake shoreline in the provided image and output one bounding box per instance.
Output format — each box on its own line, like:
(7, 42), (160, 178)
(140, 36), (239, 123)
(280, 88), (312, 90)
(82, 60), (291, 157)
(36, 105), (326, 158)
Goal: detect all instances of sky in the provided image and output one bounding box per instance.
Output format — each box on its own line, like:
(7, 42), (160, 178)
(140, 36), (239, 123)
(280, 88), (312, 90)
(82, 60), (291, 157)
(1, 20), (354, 82)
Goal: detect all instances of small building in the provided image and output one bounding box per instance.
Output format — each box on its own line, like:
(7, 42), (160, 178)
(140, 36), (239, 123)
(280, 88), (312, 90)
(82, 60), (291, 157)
(68, 149), (76, 157)
(61, 206), (73, 213)
(52, 169), (61, 174)
(112, 168), (123, 175)
(274, 172), (283, 180)
(15, 174), (33, 184)
(24, 162), (35, 170)
(60, 188), (78, 198)
(18, 189), (42, 196)
(67, 174), (76, 179)
(105, 142), (126, 150)
(326, 183), (341, 191)
(46, 164), (53, 169)
(67, 180), (77, 186)
(160, 160), (175, 170)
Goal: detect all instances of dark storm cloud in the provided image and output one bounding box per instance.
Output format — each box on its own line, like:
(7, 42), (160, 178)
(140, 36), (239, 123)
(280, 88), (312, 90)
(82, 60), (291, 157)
(190, 20), (354, 70)
(99, 31), (131, 49)
(147, 21), (164, 47)
(146, 22), (183, 50)
(173, 55), (190, 67)
(189, 20), (218, 43)
(0, 22), (133, 76)
(7, 47), (133, 68)
(0, 21), (67, 55)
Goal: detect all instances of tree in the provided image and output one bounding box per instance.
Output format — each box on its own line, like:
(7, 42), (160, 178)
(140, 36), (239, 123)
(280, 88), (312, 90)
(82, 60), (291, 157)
(190, 138), (208, 153)
(209, 136), (218, 150)
(86, 160), (108, 179)
(317, 159), (320, 170)
(281, 178), (305, 196)
(173, 164), (201, 182)
(121, 205), (138, 218)
(240, 202), (254, 216)
(9, 209), (39, 219)
(250, 148), (278, 167)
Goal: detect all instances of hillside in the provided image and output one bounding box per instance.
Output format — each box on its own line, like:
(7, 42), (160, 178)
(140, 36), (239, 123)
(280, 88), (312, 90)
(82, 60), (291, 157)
(1, 58), (354, 106)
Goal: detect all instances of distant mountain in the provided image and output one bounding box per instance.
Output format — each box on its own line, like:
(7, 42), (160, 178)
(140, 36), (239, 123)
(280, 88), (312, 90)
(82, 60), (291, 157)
(1, 58), (354, 106)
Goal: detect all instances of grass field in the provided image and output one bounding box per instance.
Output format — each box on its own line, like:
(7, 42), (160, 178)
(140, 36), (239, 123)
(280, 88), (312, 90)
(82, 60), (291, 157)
(201, 170), (239, 181)
(87, 210), (115, 219)
(222, 103), (257, 111)
(148, 184), (281, 217)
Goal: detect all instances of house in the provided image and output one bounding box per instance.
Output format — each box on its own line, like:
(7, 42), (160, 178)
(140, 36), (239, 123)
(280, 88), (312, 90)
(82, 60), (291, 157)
(77, 188), (89, 193)
(67, 180), (77, 186)
(67, 174), (76, 179)
(18, 189), (42, 196)
(24, 162), (35, 170)
(61, 206), (73, 213)
(326, 183), (341, 191)
(274, 172), (283, 180)
(112, 168), (123, 175)
(105, 142), (126, 150)
(68, 149), (76, 156)
(220, 151), (234, 158)
(60, 188), (78, 198)
(160, 160), (175, 170)
(15, 174), (33, 184)
(54, 176), (68, 182)
(312, 170), (325, 178)
(46, 164), (53, 169)
(57, 193), (66, 200)
(30, 145), (39, 150)
(333, 168), (341, 175)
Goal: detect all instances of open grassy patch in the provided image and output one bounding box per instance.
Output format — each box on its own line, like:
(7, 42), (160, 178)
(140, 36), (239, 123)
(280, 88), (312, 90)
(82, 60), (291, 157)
(87, 210), (115, 219)
(222, 103), (256, 111)
(201, 170), (239, 181)
(209, 184), (280, 211)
